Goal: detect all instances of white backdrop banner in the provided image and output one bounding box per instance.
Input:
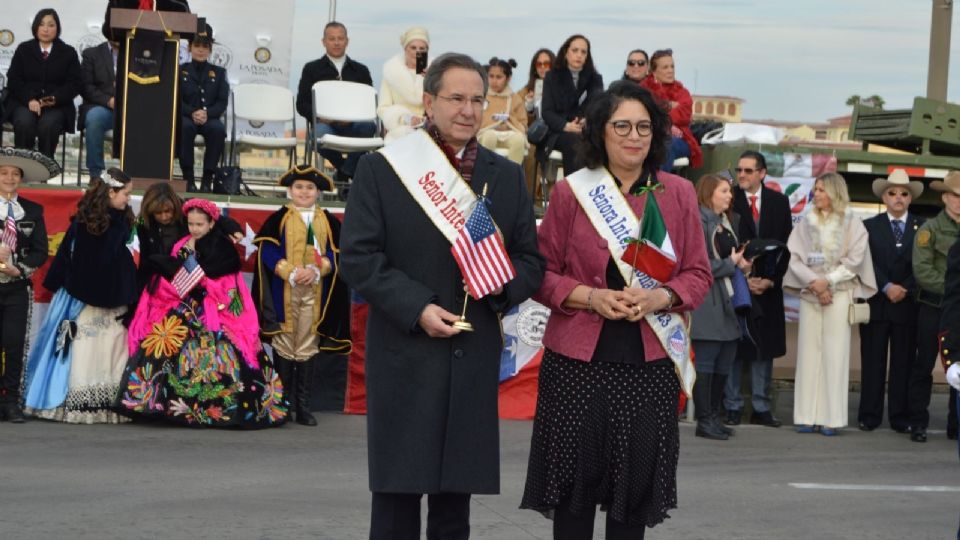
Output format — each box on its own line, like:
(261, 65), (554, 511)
(0, 1), (295, 138)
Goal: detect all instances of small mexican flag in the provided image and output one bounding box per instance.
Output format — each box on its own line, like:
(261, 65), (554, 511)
(621, 192), (676, 284)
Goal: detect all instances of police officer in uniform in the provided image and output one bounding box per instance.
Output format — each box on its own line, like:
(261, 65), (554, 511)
(940, 238), (960, 455)
(911, 170), (960, 442)
(0, 148), (56, 422)
(178, 24), (228, 192)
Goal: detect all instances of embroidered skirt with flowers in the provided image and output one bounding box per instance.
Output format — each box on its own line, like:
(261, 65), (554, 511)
(116, 291), (286, 429)
(520, 349), (680, 528)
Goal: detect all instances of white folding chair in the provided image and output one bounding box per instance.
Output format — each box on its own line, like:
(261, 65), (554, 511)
(228, 83), (298, 168)
(309, 80), (384, 167)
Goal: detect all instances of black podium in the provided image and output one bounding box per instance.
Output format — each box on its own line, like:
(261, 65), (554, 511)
(110, 8), (197, 184)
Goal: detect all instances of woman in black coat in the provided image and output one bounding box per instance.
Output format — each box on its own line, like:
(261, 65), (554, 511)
(5, 8), (81, 159)
(540, 34), (603, 176)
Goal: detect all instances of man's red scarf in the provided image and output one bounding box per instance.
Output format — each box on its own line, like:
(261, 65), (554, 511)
(425, 122), (479, 183)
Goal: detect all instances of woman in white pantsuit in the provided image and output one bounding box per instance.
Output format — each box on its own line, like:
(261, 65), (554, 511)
(785, 172), (876, 435)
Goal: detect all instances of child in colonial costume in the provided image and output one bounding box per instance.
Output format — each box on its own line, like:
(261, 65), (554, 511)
(24, 168), (137, 424)
(252, 165), (350, 426)
(118, 198), (286, 428)
(0, 147), (57, 423)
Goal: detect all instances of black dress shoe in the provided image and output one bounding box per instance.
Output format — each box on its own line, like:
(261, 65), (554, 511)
(724, 409), (741, 426)
(910, 426), (927, 443)
(750, 410), (783, 428)
(858, 422), (875, 431)
(4, 404), (25, 423)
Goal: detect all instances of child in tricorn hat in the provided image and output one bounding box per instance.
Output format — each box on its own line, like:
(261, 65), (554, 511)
(252, 165), (350, 426)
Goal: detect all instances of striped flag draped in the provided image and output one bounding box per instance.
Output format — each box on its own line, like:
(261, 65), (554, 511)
(451, 198), (515, 299)
(1, 201), (17, 252)
(171, 253), (205, 297)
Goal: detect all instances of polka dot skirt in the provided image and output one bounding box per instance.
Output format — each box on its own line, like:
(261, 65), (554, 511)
(520, 349), (680, 528)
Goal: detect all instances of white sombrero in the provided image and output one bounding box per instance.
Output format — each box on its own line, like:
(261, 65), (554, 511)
(871, 168), (923, 199)
(0, 147), (61, 183)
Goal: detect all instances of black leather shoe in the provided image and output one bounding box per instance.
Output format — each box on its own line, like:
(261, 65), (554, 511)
(858, 422), (875, 431)
(695, 418), (729, 440)
(724, 409), (741, 426)
(750, 410), (782, 428)
(910, 426), (927, 443)
(4, 404), (25, 423)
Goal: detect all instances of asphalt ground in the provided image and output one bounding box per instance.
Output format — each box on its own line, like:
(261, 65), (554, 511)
(1, 390), (958, 540)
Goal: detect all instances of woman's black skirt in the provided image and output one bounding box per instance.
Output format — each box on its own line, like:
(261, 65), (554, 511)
(520, 349), (680, 527)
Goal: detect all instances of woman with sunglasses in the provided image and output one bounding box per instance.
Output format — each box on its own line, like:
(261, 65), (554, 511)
(640, 49), (701, 171)
(518, 48), (555, 198)
(540, 34), (604, 176)
(622, 49), (649, 83)
(521, 80), (711, 539)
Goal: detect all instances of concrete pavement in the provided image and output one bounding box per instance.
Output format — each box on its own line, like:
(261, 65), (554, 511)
(1, 391), (957, 540)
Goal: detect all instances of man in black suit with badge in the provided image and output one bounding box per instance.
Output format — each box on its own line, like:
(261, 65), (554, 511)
(724, 150), (792, 428)
(858, 169), (924, 432)
(178, 24), (228, 192)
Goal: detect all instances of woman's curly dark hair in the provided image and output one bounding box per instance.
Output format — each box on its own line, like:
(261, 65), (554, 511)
(578, 80), (672, 176)
(75, 167), (134, 235)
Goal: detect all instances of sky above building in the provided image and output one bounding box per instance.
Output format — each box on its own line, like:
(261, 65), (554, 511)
(291, 0), (960, 123)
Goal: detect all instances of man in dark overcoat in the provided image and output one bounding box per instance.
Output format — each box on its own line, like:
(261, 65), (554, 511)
(858, 169), (924, 432)
(340, 53), (544, 540)
(725, 150), (792, 427)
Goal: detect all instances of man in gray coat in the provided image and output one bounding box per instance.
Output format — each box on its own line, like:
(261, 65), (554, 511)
(340, 53), (544, 539)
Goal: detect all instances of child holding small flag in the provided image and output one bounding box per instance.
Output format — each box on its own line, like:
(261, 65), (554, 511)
(0, 148), (56, 423)
(24, 168), (137, 424)
(117, 198), (286, 428)
(252, 165), (350, 426)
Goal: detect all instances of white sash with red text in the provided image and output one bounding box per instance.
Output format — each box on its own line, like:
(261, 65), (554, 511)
(566, 167), (695, 397)
(379, 129), (478, 244)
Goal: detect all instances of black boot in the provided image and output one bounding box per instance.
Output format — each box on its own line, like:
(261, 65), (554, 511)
(200, 170), (214, 193)
(711, 373), (734, 436)
(694, 373), (728, 440)
(294, 359), (318, 426)
(4, 402), (25, 423)
(273, 353), (295, 421)
(184, 173), (198, 193)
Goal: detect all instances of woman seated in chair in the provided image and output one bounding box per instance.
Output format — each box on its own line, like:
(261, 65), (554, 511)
(640, 49), (701, 171)
(377, 27), (429, 144)
(478, 57), (527, 165)
(540, 34), (603, 177)
(5, 8), (81, 159)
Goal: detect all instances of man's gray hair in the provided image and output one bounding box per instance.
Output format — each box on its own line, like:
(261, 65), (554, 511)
(423, 53), (488, 96)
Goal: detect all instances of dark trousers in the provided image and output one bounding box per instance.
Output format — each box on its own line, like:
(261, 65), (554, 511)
(179, 117), (226, 180)
(552, 131), (584, 177)
(909, 303), (941, 428)
(0, 283), (30, 403)
(11, 105), (65, 158)
(553, 500), (646, 540)
(858, 318), (915, 430)
(370, 492), (470, 540)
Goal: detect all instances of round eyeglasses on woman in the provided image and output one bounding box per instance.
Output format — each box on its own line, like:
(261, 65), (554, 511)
(609, 120), (652, 137)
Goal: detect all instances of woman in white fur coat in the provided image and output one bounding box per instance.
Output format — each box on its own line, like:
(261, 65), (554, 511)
(377, 27), (429, 143)
(785, 172), (877, 436)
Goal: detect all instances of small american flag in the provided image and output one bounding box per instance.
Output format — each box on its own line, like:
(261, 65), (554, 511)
(171, 253), (205, 297)
(451, 197), (515, 299)
(1, 201), (17, 252)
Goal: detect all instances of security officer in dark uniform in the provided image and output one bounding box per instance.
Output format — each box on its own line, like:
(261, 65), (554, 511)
(0, 148), (55, 423)
(939, 238), (960, 456)
(911, 170), (960, 442)
(178, 24), (228, 192)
